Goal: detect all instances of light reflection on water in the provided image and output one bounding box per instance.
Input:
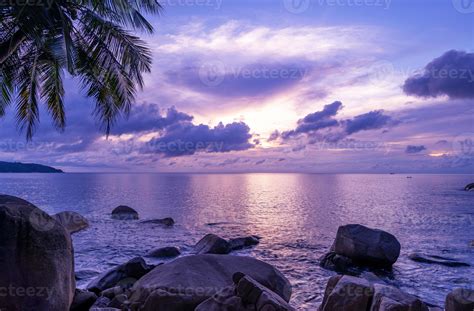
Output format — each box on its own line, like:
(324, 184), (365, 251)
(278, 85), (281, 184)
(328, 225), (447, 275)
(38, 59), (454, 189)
(1, 173), (473, 309)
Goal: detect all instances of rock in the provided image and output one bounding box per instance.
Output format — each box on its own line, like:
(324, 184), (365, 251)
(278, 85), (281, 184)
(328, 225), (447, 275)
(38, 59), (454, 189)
(111, 205), (139, 220)
(196, 273), (295, 311)
(52, 211), (89, 234)
(146, 246), (181, 258)
(371, 283), (429, 311)
(464, 183), (474, 191)
(409, 253), (470, 267)
(108, 294), (128, 308)
(332, 224), (401, 267)
(90, 296), (111, 308)
(70, 289), (98, 311)
(140, 217), (175, 226)
(87, 257), (153, 294)
(319, 275), (430, 311)
(194, 233), (231, 254)
(319, 275), (373, 311)
(445, 288), (474, 311)
(128, 254), (292, 311)
(0, 195), (75, 311)
(319, 252), (356, 273)
(228, 236), (260, 251)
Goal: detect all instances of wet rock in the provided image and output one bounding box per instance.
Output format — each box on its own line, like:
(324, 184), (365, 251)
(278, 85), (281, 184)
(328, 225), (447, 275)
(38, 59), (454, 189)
(319, 275), (430, 311)
(108, 294), (128, 308)
(196, 273), (295, 311)
(321, 224), (401, 271)
(87, 257), (153, 294)
(371, 283), (429, 311)
(128, 254), (292, 311)
(70, 289), (97, 311)
(90, 296), (111, 308)
(464, 183), (474, 191)
(445, 288), (474, 311)
(194, 233), (231, 254)
(228, 236), (260, 251)
(0, 195), (75, 311)
(319, 275), (373, 311)
(146, 246), (181, 258)
(111, 205), (139, 220)
(52, 211), (89, 234)
(140, 217), (175, 226)
(409, 253), (470, 267)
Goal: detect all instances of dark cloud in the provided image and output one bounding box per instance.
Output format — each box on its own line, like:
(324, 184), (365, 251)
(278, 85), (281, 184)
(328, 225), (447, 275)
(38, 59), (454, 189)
(403, 50), (474, 99)
(144, 121), (254, 157)
(344, 110), (393, 135)
(112, 105), (193, 135)
(278, 101), (393, 143)
(405, 145), (427, 154)
(281, 101), (342, 139)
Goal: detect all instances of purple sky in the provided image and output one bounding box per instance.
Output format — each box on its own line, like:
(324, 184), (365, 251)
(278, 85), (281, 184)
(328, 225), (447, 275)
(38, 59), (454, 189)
(1, 0), (473, 173)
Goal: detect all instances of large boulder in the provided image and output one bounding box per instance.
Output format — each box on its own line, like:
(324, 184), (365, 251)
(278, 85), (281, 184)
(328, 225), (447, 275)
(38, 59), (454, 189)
(194, 234), (231, 254)
(53, 211), (89, 234)
(319, 275), (373, 311)
(87, 257), (154, 294)
(319, 275), (429, 311)
(196, 273), (294, 311)
(0, 195), (75, 311)
(128, 254), (292, 311)
(111, 205), (138, 220)
(327, 224), (401, 268)
(445, 288), (474, 311)
(371, 283), (429, 311)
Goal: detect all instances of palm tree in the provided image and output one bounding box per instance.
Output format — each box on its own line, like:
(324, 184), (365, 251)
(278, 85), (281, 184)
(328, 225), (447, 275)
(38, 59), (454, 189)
(0, 0), (162, 140)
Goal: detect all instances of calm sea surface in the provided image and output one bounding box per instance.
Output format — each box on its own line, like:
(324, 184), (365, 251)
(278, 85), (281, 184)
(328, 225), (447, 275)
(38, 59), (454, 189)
(1, 173), (473, 309)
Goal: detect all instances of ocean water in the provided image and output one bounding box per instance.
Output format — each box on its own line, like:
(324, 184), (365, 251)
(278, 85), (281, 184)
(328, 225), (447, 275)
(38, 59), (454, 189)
(1, 173), (473, 309)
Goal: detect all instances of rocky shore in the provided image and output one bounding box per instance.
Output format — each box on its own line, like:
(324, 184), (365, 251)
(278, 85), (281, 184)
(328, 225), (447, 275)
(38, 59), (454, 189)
(0, 195), (473, 310)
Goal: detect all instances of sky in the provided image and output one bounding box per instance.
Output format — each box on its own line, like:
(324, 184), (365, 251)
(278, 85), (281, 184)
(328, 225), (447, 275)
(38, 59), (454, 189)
(0, 0), (473, 173)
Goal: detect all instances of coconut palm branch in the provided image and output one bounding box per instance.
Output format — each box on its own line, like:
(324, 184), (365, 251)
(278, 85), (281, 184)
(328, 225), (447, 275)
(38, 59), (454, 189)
(0, 0), (161, 140)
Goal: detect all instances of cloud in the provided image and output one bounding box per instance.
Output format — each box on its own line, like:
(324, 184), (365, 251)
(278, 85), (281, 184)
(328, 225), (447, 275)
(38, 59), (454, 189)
(403, 50), (474, 99)
(344, 110), (393, 135)
(277, 101), (394, 142)
(281, 101), (342, 139)
(144, 121), (254, 157)
(112, 105), (193, 135)
(405, 145), (427, 154)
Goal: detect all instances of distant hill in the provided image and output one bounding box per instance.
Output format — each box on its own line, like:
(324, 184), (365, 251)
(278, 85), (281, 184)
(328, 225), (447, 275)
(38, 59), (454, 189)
(0, 161), (63, 173)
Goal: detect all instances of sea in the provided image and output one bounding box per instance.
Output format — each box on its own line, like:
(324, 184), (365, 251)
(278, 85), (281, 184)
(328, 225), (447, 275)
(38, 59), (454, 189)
(1, 173), (473, 309)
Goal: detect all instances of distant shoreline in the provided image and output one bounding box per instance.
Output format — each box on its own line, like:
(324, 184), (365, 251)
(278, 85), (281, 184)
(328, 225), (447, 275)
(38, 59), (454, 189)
(0, 161), (63, 173)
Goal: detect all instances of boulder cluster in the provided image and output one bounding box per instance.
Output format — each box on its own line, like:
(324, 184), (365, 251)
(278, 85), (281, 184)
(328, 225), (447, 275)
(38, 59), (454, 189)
(0, 195), (472, 311)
